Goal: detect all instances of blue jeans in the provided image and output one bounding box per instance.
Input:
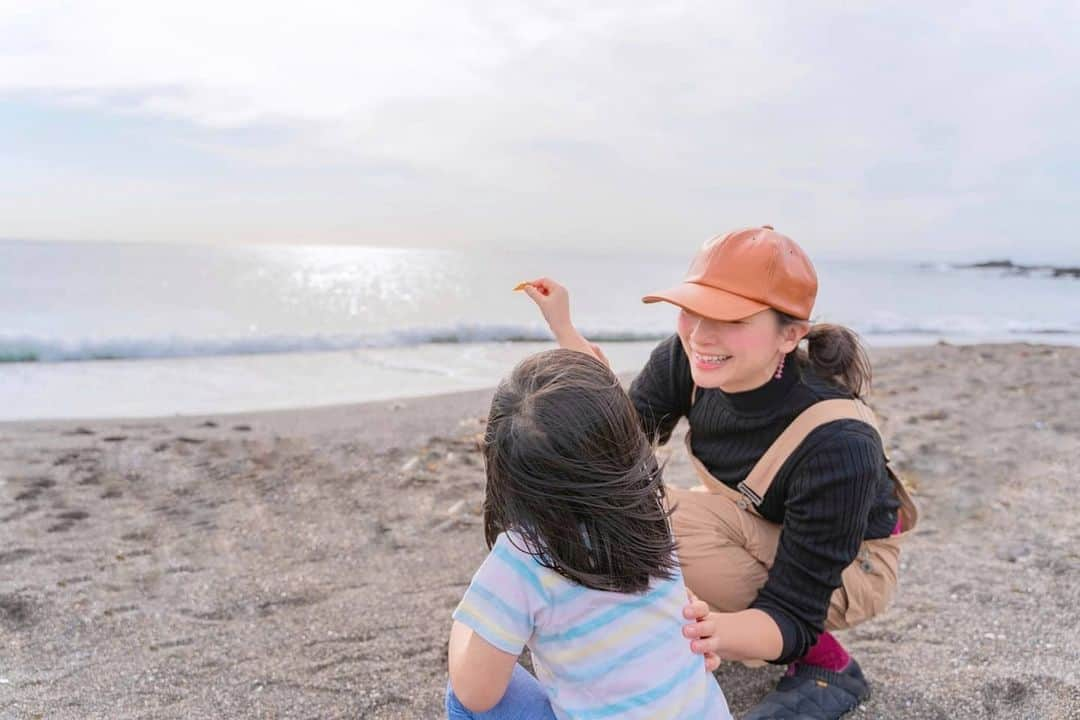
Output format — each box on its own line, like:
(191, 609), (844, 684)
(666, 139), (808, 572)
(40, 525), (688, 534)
(446, 664), (556, 719)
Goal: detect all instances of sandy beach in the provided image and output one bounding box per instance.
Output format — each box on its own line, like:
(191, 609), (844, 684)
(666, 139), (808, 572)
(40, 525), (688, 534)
(2, 343), (1079, 719)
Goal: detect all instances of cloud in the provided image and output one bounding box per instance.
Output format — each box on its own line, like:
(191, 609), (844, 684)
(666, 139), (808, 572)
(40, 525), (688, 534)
(1, 1), (1078, 259)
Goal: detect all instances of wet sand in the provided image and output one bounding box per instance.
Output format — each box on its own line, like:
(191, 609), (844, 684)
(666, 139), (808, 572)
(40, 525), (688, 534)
(2, 343), (1078, 718)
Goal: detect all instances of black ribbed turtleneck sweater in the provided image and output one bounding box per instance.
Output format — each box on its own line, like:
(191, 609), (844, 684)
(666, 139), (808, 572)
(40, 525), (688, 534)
(629, 334), (900, 664)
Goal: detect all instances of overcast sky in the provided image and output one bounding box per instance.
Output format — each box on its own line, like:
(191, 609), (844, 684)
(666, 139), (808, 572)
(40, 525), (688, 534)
(1, 1), (1077, 262)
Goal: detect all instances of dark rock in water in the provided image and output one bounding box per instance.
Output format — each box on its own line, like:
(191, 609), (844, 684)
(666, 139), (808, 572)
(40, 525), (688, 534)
(961, 259), (1017, 270)
(952, 259), (1080, 278)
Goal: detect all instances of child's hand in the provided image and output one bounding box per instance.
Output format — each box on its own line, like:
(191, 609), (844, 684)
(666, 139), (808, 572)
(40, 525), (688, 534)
(685, 588), (721, 672)
(518, 277), (573, 338)
(515, 278), (608, 367)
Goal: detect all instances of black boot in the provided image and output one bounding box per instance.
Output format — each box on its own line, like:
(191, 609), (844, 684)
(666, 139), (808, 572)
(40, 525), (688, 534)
(741, 658), (871, 719)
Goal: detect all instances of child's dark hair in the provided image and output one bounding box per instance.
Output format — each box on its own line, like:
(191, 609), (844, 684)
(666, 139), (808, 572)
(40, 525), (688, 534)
(482, 348), (678, 594)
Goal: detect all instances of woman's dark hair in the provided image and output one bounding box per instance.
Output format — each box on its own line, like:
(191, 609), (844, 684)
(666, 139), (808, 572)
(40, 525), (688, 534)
(776, 311), (873, 398)
(481, 348), (677, 594)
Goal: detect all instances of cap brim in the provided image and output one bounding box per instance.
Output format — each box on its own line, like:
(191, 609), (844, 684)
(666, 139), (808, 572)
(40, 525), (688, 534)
(642, 282), (769, 321)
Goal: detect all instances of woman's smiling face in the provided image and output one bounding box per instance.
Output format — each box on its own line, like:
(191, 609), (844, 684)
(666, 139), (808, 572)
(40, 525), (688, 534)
(677, 308), (806, 392)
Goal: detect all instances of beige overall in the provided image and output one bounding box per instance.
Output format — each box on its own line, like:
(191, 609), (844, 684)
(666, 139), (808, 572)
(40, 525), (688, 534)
(667, 387), (919, 634)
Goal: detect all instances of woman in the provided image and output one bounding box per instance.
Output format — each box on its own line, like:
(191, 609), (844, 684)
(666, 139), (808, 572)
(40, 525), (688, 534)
(520, 225), (917, 720)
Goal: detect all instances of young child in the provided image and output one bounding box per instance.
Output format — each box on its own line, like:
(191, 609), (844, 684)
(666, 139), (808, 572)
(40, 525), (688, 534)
(446, 348), (732, 719)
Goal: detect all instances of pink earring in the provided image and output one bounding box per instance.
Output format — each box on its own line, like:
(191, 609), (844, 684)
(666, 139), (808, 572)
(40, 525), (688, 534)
(774, 355), (785, 379)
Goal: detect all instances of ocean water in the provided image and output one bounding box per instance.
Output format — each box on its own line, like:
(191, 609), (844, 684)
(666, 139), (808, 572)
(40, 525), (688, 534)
(3, 239), (1078, 420)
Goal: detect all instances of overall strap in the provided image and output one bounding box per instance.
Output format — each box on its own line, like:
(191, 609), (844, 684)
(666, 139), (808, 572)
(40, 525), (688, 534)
(736, 398), (880, 507)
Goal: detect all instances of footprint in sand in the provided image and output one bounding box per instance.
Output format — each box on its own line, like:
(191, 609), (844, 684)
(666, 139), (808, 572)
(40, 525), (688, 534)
(102, 605), (138, 617)
(77, 471), (103, 486)
(46, 509), (89, 533)
(53, 449), (101, 466)
(0, 593), (35, 629)
(0, 548), (35, 565)
(165, 564), (199, 575)
(12, 477), (55, 501)
(149, 638), (195, 652)
(2, 504), (38, 523)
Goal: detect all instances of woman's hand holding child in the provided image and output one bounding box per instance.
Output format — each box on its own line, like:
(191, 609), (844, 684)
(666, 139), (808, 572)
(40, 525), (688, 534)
(686, 588), (721, 672)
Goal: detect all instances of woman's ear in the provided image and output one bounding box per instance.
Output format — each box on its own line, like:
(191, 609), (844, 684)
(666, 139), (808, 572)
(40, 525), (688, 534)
(779, 320), (809, 353)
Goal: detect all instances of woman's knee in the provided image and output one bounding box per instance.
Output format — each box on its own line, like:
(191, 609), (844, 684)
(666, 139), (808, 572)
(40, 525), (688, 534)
(688, 568), (767, 612)
(678, 542), (769, 612)
(825, 541), (901, 629)
(669, 492), (772, 611)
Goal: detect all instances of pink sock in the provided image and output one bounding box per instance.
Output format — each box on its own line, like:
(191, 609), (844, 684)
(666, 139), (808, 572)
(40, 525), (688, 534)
(794, 631), (850, 673)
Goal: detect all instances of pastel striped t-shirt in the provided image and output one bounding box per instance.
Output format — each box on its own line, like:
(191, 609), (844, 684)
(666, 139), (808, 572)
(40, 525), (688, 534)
(453, 532), (732, 720)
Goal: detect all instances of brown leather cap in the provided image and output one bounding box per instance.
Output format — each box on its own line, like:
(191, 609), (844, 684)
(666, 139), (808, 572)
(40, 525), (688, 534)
(643, 226), (818, 321)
